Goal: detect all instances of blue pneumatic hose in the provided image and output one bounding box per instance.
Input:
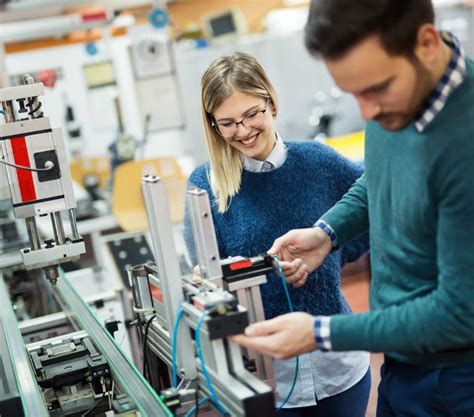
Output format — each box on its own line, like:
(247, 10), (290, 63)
(195, 311), (229, 415)
(272, 255), (300, 410)
(171, 306), (185, 388)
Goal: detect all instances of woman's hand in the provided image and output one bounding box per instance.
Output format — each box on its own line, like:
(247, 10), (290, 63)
(269, 227), (333, 287)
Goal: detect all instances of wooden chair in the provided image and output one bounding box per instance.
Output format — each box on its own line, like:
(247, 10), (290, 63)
(69, 156), (112, 189)
(112, 158), (187, 232)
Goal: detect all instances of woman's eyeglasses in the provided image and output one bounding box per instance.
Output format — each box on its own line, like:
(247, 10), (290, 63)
(212, 99), (269, 137)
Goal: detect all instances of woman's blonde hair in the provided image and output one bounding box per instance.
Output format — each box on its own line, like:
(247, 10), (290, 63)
(201, 52), (279, 213)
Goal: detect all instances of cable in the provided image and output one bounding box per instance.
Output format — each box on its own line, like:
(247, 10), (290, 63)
(272, 256), (295, 314)
(185, 396), (209, 417)
(171, 306), (185, 388)
(195, 312), (228, 416)
(173, 258), (297, 414)
(143, 314), (156, 383)
(194, 386), (200, 417)
(272, 256), (299, 410)
(0, 158), (54, 172)
(81, 389), (106, 417)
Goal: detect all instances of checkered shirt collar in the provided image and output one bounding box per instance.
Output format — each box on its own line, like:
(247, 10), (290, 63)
(415, 32), (466, 132)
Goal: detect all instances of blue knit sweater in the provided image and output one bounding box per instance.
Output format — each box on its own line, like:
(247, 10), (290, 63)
(184, 141), (369, 319)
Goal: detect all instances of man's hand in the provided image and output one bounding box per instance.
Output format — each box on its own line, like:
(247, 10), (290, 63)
(268, 227), (333, 287)
(231, 313), (317, 360)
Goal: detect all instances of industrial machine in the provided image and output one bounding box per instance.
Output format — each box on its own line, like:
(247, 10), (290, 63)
(130, 176), (277, 416)
(0, 79), (284, 416)
(0, 175), (280, 416)
(0, 75), (85, 285)
(0, 77), (171, 417)
(0, 270), (172, 417)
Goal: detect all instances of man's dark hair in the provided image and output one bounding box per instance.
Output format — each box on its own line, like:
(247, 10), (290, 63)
(305, 0), (435, 59)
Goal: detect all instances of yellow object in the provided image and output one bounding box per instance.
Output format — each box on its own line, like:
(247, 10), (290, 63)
(70, 156), (112, 189)
(83, 61), (116, 88)
(325, 130), (365, 162)
(112, 158), (187, 232)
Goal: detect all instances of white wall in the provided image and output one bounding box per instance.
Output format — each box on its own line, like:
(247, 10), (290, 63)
(5, 34), (186, 159)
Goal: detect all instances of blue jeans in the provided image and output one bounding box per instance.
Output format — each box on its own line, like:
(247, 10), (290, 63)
(276, 368), (371, 417)
(377, 356), (474, 417)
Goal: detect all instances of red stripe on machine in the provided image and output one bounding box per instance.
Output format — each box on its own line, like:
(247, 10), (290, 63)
(11, 137), (37, 202)
(230, 259), (252, 271)
(149, 283), (164, 305)
(81, 11), (107, 22)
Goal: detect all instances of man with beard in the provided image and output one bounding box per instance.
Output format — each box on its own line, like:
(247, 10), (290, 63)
(233, 0), (474, 415)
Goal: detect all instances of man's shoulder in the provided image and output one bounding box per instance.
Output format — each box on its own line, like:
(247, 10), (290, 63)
(437, 60), (474, 128)
(466, 55), (474, 76)
(449, 56), (474, 104)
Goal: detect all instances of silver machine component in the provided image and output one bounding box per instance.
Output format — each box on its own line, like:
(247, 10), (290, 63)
(54, 274), (170, 417)
(128, 264), (154, 312)
(131, 175), (276, 416)
(188, 189), (275, 384)
(186, 188), (223, 283)
(0, 75), (85, 285)
(0, 271), (172, 417)
(141, 175), (197, 380)
(0, 79), (172, 417)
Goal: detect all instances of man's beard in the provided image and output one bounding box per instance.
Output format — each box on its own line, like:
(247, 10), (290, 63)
(376, 59), (433, 131)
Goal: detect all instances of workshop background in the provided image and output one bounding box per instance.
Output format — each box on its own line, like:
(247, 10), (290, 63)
(0, 1), (473, 417)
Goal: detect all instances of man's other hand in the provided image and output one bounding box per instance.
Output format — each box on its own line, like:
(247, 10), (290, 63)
(231, 312), (318, 360)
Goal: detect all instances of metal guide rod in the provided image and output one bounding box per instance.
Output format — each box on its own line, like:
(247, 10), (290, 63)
(1, 100), (15, 122)
(50, 211), (66, 245)
(25, 216), (41, 250)
(0, 275), (49, 417)
(187, 189), (223, 283)
(141, 175), (197, 379)
(56, 273), (171, 417)
(68, 208), (81, 241)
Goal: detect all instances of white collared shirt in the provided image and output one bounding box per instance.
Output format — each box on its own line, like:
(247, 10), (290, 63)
(241, 133), (287, 172)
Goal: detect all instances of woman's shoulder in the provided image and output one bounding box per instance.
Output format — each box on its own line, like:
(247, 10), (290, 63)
(284, 140), (363, 182)
(285, 139), (345, 164)
(188, 162), (211, 189)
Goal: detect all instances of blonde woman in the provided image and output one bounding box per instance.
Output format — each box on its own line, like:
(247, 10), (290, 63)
(184, 52), (370, 417)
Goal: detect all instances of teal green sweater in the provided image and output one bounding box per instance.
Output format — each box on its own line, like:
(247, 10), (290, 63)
(321, 58), (474, 367)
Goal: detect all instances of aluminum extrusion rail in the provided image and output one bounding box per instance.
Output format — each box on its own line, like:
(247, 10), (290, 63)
(0, 275), (49, 417)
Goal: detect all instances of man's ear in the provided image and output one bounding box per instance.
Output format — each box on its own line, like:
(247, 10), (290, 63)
(414, 23), (441, 66)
